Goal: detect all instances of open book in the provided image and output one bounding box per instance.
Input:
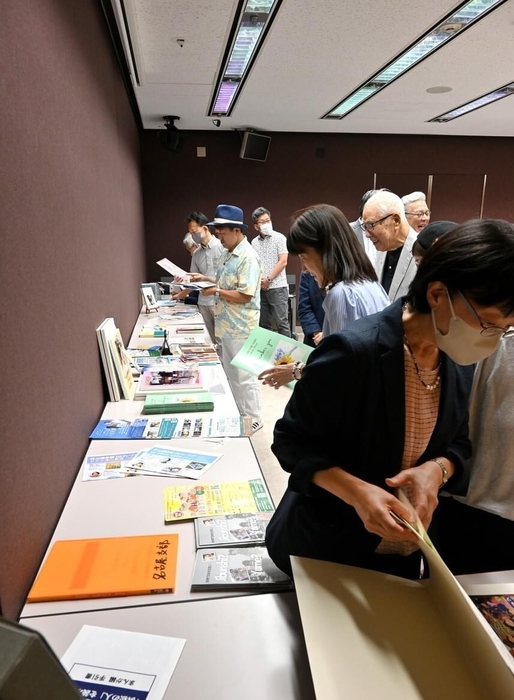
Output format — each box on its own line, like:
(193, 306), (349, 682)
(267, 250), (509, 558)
(292, 497), (514, 700)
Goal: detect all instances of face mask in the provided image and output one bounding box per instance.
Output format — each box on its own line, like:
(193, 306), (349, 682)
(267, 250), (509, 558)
(432, 290), (501, 365)
(259, 222), (273, 236)
(191, 232), (203, 244)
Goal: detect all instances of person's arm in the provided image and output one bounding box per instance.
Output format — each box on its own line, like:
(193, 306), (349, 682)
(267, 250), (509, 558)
(298, 272), (324, 341)
(266, 253), (288, 283)
(201, 286), (252, 303)
(271, 334), (418, 541)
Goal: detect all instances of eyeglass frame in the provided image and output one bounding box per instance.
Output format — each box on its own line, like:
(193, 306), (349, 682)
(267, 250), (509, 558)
(405, 209), (431, 218)
(359, 213), (395, 232)
(457, 291), (514, 338)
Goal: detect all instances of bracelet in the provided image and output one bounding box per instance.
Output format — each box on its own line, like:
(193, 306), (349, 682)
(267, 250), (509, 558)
(431, 458), (449, 488)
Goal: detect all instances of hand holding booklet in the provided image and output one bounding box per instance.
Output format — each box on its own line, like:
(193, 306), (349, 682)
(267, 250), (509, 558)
(231, 327), (313, 388)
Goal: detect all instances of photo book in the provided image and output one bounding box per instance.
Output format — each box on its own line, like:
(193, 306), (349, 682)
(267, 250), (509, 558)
(135, 363), (202, 399)
(291, 496), (514, 700)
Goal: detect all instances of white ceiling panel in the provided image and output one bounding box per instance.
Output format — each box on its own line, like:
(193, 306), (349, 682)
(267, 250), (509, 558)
(111, 0), (514, 135)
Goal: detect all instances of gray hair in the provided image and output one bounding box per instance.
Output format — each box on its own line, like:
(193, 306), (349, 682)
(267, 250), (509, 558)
(251, 207), (271, 223)
(182, 232), (197, 250)
(402, 191), (426, 206)
(364, 191), (406, 220)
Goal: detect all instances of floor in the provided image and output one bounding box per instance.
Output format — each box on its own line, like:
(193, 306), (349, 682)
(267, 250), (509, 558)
(250, 381), (291, 506)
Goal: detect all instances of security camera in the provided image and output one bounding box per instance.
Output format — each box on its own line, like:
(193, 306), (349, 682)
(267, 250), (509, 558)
(212, 119), (221, 128)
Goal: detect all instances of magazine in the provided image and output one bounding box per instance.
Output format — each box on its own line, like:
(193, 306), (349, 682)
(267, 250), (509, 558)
(231, 326), (313, 388)
(194, 512), (273, 548)
(127, 445), (221, 480)
(191, 547), (291, 591)
(163, 478), (274, 524)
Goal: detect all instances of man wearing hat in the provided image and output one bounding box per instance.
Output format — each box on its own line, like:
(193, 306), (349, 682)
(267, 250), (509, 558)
(202, 204), (263, 432)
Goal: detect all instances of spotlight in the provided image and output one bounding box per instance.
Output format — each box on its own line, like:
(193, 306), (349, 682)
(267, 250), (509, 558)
(212, 119), (221, 128)
(158, 116), (184, 153)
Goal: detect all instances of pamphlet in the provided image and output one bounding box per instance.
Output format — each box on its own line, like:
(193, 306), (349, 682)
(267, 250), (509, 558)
(61, 625), (186, 700)
(90, 415), (249, 440)
(156, 257), (189, 279)
(127, 445), (222, 480)
(163, 478), (274, 524)
(82, 451), (140, 481)
(231, 326), (313, 387)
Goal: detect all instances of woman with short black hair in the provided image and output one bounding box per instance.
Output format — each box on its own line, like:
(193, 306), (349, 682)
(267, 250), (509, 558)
(266, 219), (514, 579)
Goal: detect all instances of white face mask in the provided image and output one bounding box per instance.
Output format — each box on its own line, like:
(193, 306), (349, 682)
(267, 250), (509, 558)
(259, 222), (273, 236)
(432, 290), (502, 365)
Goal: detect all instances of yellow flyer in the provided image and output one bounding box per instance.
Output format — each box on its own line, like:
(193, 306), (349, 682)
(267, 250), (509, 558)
(163, 478), (274, 524)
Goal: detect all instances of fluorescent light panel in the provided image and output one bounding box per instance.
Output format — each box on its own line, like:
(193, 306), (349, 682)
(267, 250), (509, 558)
(429, 81), (514, 122)
(210, 0), (281, 116)
(323, 0), (506, 119)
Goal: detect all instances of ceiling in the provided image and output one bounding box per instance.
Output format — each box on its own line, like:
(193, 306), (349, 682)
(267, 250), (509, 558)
(109, 0), (514, 136)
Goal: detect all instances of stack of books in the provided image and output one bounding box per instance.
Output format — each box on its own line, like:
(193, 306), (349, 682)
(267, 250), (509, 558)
(143, 390), (214, 414)
(179, 342), (219, 363)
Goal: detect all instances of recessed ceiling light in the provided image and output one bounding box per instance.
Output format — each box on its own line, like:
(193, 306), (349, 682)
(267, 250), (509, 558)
(209, 0), (283, 117)
(426, 86), (453, 94)
(322, 0), (506, 119)
(429, 81), (514, 122)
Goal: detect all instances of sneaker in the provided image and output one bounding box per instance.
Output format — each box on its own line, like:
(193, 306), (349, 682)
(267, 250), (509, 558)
(251, 420), (263, 434)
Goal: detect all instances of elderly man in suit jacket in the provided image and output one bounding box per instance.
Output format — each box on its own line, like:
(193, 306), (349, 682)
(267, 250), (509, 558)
(361, 191), (417, 302)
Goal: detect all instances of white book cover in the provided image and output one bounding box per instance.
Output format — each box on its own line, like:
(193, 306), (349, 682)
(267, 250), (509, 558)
(60, 624), (186, 700)
(96, 318), (121, 401)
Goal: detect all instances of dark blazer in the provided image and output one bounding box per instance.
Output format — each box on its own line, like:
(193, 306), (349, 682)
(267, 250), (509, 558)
(297, 272), (325, 347)
(266, 299), (474, 577)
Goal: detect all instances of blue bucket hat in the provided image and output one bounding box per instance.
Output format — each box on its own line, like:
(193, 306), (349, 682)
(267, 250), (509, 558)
(207, 204), (248, 229)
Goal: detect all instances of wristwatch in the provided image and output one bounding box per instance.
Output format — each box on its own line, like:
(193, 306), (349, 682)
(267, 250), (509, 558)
(292, 361), (304, 381)
(215, 287), (221, 298)
(431, 458), (449, 488)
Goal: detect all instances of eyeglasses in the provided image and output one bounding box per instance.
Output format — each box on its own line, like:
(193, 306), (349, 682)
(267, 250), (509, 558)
(405, 210), (431, 218)
(359, 213), (394, 232)
(458, 291), (514, 338)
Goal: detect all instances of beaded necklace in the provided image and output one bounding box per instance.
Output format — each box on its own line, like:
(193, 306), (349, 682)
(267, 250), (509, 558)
(403, 334), (441, 391)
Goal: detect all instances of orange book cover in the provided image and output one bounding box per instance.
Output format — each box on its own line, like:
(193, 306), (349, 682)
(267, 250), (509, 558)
(27, 534), (178, 603)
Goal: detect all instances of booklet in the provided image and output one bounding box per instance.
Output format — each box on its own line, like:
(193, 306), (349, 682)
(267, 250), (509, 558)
(61, 625), (186, 700)
(191, 546), (291, 591)
(27, 534), (179, 602)
(156, 257), (189, 279)
(231, 326), (313, 387)
(194, 512), (273, 548)
(163, 478), (274, 524)
(127, 445), (222, 480)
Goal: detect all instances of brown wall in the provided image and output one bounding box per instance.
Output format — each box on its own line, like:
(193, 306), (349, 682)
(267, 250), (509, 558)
(0, 0), (146, 619)
(141, 130), (514, 284)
